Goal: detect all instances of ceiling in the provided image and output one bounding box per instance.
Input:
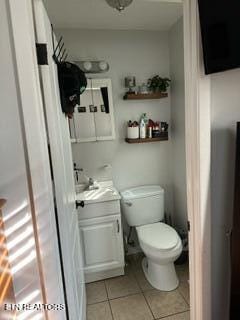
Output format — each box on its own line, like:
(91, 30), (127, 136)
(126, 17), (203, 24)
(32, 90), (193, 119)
(44, 0), (183, 31)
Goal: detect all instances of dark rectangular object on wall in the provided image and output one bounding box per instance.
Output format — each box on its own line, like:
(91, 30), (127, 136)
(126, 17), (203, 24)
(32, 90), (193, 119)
(36, 43), (48, 65)
(101, 87), (109, 114)
(230, 122), (240, 319)
(198, 0), (240, 74)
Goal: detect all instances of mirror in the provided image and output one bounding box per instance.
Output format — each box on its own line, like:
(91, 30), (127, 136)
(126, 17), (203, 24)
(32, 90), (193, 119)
(69, 78), (116, 142)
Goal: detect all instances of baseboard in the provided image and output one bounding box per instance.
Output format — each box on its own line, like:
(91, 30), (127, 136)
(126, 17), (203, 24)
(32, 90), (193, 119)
(85, 267), (125, 283)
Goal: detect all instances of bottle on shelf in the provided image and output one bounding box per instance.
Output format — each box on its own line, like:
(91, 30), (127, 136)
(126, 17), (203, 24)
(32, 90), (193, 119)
(139, 113), (148, 139)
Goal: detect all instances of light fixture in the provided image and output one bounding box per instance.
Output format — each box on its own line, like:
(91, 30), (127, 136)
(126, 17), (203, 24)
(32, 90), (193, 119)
(83, 61), (92, 71)
(76, 61), (110, 73)
(99, 61), (108, 71)
(105, 0), (133, 12)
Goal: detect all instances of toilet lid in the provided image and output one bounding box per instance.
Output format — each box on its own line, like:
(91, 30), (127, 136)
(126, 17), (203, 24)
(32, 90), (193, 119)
(136, 222), (180, 251)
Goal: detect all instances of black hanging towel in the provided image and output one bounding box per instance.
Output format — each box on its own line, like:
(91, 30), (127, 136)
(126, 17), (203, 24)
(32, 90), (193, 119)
(100, 87), (110, 114)
(51, 25), (87, 118)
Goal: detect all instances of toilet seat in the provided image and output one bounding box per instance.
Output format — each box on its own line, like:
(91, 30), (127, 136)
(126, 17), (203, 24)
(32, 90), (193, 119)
(136, 222), (180, 251)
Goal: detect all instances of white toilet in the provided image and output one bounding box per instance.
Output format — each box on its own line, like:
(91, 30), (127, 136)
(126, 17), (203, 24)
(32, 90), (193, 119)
(121, 185), (182, 291)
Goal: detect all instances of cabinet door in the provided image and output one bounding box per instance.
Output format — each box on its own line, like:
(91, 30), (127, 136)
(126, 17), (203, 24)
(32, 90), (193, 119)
(79, 215), (124, 273)
(91, 79), (116, 141)
(69, 78), (116, 143)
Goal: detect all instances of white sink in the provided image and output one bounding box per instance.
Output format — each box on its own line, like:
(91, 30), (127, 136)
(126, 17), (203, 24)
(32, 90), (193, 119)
(76, 181), (121, 204)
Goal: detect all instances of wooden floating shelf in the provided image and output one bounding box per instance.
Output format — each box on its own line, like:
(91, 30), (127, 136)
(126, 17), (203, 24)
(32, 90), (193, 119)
(125, 135), (168, 144)
(123, 92), (168, 100)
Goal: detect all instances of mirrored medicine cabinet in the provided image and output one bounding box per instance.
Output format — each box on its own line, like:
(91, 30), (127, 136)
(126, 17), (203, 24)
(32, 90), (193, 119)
(69, 78), (116, 143)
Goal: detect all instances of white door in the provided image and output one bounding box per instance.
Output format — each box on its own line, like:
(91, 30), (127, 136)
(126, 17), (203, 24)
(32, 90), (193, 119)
(79, 215), (124, 274)
(0, 1), (45, 318)
(33, 1), (86, 320)
(1, 0), (66, 319)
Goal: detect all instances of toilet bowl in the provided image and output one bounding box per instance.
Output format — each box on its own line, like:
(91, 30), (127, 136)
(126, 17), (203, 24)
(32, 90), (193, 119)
(121, 185), (183, 291)
(136, 222), (182, 291)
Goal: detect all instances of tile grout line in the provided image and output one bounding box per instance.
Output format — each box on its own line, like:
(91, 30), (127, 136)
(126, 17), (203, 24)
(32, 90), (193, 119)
(104, 280), (115, 320)
(142, 285), (190, 319)
(131, 258), (156, 319)
(175, 263), (190, 308)
(87, 257), (190, 319)
(130, 254), (147, 293)
(177, 281), (190, 307)
(108, 291), (144, 302)
(133, 255), (164, 319)
(131, 263), (159, 318)
(155, 310), (190, 319)
(106, 259), (156, 320)
(133, 257), (190, 319)
(86, 281), (109, 306)
(104, 257), (143, 302)
(107, 256), (154, 319)
(142, 290), (156, 319)
(87, 299), (108, 306)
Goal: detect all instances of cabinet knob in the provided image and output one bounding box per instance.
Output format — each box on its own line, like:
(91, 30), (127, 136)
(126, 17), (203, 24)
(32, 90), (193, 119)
(117, 220), (120, 233)
(76, 200), (85, 209)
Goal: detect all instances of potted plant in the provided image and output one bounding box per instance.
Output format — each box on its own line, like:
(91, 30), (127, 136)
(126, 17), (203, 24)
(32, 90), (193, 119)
(147, 75), (171, 93)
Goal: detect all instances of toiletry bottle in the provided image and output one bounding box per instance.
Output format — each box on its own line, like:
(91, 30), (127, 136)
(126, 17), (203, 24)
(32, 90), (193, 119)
(148, 126), (152, 138)
(140, 113), (148, 139)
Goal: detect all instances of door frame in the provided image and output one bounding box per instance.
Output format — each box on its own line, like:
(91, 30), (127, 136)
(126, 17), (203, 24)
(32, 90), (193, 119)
(183, 0), (211, 320)
(6, 0), (212, 319)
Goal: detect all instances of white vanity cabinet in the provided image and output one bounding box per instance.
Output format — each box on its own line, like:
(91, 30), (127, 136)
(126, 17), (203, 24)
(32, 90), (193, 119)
(69, 78), (116, 143)
(78, 199), (125, 283)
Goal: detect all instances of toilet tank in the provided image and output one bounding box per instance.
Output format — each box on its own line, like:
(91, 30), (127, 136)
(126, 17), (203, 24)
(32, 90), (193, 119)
(120, 185), (164, 227)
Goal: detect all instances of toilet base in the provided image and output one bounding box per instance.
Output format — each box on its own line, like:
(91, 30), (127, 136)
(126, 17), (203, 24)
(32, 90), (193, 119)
(142, 257), (179, 291)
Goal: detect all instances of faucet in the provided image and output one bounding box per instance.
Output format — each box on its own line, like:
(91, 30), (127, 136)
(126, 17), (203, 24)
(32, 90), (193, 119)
(84, 177), (99, 191)
(88, 177), (94, 188)
(74, 163), (99, 190)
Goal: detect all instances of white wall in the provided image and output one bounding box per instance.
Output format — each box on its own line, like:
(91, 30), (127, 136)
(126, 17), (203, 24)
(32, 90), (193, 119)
(169, 18), (187, 229)
(58, 29), (174, 213)
(211, 68), (240, 319)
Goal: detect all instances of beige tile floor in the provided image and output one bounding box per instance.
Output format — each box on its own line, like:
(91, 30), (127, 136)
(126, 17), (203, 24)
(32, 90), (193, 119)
(86, 254), (190, 320)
